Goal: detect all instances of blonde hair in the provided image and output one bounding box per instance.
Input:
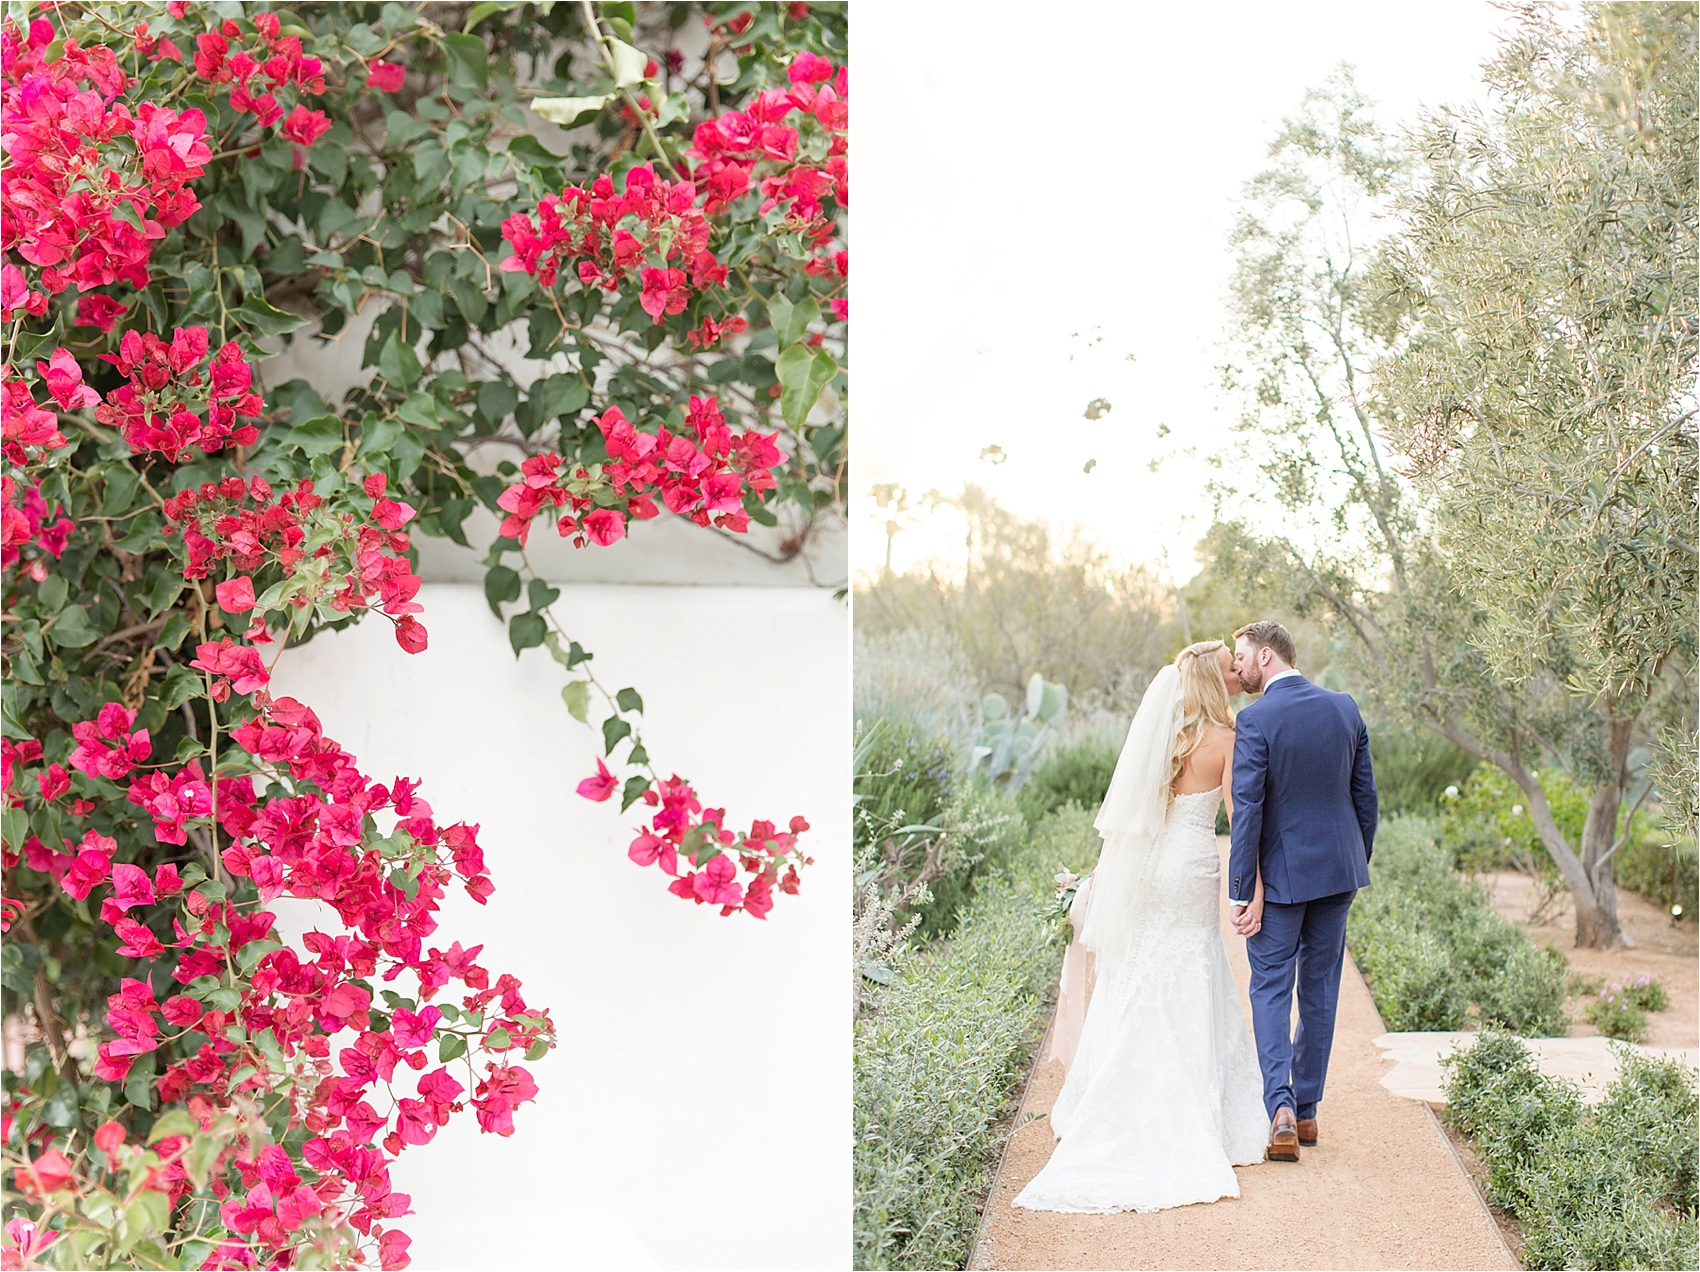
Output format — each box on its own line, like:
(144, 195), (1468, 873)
(1168, 640), (1234, 810)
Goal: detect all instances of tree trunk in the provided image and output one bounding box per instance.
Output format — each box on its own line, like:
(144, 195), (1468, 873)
(1573, 715), (1635, 949)
(1417, 712), (1627, 948)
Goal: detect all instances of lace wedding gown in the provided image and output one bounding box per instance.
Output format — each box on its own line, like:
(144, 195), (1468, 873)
(1013, 787), (1268, 1214)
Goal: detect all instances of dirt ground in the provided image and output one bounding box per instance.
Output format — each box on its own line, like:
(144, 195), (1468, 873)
(970, 839), (1516, 1272)
(1478, 871), (1697, 1048)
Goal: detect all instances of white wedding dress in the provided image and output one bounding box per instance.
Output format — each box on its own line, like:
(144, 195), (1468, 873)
(1014, 671), (1269, 1214)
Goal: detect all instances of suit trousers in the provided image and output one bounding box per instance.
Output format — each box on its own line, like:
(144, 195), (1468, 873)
(1245, 889), (1356, 1120)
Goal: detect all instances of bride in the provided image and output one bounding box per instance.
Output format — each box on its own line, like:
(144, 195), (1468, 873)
(1013, 640), (1269, 1214)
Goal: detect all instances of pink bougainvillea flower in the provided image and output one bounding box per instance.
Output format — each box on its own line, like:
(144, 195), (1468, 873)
(109, 862), (156, 911)
(75, 294), (131, 332)
(395, 615), (428, 654)
(113, 917), (164, 959)
(372, 496), (416, 530)
(36, 349), (100, 410)
(215, 574), (256, 613)
(391, 1005), (443, 1051)
(279, 104), (331, 146)
(576, 757), (618, 802)
(5, 1215), (59, 1262)
(368, 60), (406, 92)
(582, 508), (625, 546)
(788, 50), (835, 84)
(161, 994), (203, 1026)
(37, 763), (69, 802)
(692, 854), (744, 908)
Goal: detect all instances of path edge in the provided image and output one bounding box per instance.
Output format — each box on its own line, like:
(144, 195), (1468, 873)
(1347, 949), (1521, 1271)
(965, 997), (1059, 1271)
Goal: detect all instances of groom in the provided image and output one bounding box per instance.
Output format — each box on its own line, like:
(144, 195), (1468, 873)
(1226, 620), (1377, 1163)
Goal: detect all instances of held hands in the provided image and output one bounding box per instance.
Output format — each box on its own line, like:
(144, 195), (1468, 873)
(1231, 896), (1264, 937)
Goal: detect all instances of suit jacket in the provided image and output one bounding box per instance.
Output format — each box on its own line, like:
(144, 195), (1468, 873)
(1228, 674), (1377, 905)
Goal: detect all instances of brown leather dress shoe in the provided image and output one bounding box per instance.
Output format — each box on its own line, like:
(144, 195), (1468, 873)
(1267, 1107), (1300, 1162)
(1296, 1116), (1318, 1147)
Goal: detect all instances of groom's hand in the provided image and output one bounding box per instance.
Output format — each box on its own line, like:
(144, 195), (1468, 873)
(1231, 903), (1260, 937)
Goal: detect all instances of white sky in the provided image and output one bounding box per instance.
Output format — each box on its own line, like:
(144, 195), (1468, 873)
(854, 0), (1522, 584)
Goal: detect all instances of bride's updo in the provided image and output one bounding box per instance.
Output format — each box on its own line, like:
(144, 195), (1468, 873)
(1168, 640), (1234, 808)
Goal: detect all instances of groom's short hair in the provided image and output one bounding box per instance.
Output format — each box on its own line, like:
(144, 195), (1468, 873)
(1234, 620), (1297, 668)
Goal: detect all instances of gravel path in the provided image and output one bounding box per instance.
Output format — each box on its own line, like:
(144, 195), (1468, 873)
(969, 839), (1517, 1272)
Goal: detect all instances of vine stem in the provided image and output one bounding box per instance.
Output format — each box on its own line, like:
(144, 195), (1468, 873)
(515, 545), (661, 790)
(578, 0), (678, 174)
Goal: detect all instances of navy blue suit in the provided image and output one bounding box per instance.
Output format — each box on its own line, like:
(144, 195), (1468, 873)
(1229, 673), (1377, 1120)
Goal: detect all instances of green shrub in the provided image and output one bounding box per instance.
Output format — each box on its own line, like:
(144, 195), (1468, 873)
(1443, 1032), (1699, 1270)
(854, 809), (1079, 1270)
(1596, 1049), (1700, 1215)
(1518, 1123), (1697, 1271)
(1621, 975), (1671, 1013)
(907, 782), (1028, 941)
(1475, 942), (1572, 1037)
(1440, 765), (1589, 875)
(1369, 726), (1479, 816)
(1350, 913), (1470, 1030)
(854, 720), (959, 852)
(1441, 1031), (1584, 1209)
(1617, 835), (1699, 912)
(1585, 984), (1650, 1042)
(1348, 819), (1569, 1034)
(1015, 740), (1118, 826)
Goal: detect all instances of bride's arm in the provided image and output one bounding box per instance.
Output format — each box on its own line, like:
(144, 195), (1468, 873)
(1220, 728), (1235, 826)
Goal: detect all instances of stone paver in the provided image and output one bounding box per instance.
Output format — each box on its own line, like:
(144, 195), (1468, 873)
(1373, 1031), (1699, 1104)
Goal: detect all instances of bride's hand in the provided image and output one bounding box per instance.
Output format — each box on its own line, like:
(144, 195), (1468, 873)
(1242, 894), (1264, 936)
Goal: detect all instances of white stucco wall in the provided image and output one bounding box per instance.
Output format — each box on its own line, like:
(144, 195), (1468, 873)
(269, 583), (848, 1271)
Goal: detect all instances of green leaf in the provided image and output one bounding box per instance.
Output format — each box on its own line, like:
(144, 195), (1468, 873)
(442, 31), (489, 89)
(601, 715), (632, 754)
(478, 380), (518, 425)
(147, 571), (185, 617)
(36, 573), (68, 612)
(158, 663), (201, 710)
(777, 346), (838, 428)
(464, 1), (515, 30)
(507, 135), (565, 168)
(185, 1136), (223, 1188)
(561, 679), (590, 722)
(2, 807), (28, 855)
(615, 687), (643, 714)
(378, 333), (423, 389)
(620, 775), (651, 811)
(397, 393), (440, 428)
(527, 578), (561, 612)
(102, 467), (142, 516)
(49, 604), (100, 648)
(356, 415), (403, 460)
(566, 640), (593, 667)
(439, 1033), (468, 1062)
(484, 565), (521, 617)
(607, 38), (647, 88)
(509, 611), (546, 655)
(123, 1049), (156, 1109)
(483, 1026), (512, 1050)
(237, 295), (309, 337)
(111, 200), (147, 233)
(114, 511), (163, 554)
(776, 296), (819, 348)
(286, 415), (346, 458)
(230, 206), (268, 259)
(530, 95), (610, 127)
(526, 1039), (551, 1061)
(148, 1109), (199, 1143)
